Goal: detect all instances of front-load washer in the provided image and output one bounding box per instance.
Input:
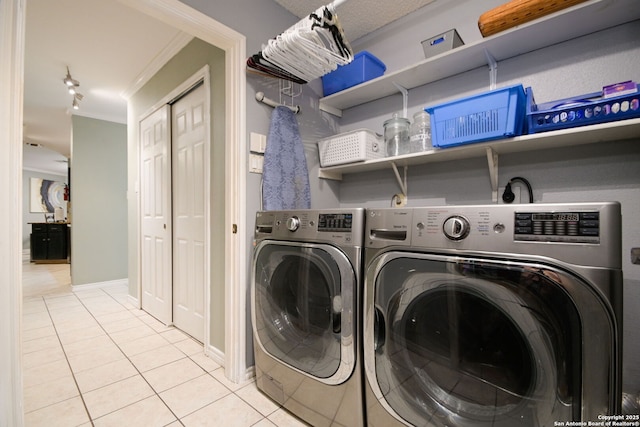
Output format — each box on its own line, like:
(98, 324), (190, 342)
(251, 209), (366, 427)
(363, 203), (622, 427)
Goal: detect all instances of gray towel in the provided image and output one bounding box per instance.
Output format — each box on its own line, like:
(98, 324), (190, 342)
(262, 106), (311, 210)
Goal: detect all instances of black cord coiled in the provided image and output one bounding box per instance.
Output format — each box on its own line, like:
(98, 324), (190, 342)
(502, 176), (533, 203)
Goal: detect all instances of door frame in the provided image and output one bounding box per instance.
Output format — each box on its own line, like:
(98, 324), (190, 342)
(0, 0), (26, 424)
(120, 0), (248, 383)
(1, 2), (247, 423)
(139, 67), (211, 348)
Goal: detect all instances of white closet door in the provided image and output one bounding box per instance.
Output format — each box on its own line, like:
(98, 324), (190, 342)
(171, 83), (206, 342)
(140, 105), (172, 324)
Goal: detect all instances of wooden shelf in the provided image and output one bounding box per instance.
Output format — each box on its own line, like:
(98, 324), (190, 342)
(319, 0), (640, 116)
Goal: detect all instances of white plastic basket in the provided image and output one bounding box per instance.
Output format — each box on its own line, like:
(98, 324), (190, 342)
(317, 129), (383, 167)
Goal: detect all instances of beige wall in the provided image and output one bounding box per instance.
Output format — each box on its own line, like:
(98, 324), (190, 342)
(127, 38), (226, 351)
(71, 116), (128, 285)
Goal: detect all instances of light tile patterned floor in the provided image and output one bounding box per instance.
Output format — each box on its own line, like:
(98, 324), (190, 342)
(22, 257), (309, 427)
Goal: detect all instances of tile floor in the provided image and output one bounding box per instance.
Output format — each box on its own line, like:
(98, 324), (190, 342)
(21, 256), (308, 426)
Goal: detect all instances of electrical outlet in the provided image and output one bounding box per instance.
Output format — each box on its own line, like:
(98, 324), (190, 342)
(392, 193), (407, 207)
(249, 153), (264, 173)
(498, 186), (521, 204)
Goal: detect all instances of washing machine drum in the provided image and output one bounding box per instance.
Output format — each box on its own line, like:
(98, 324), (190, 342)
(253, 243), (356, 384)
(372, 269), (574, 427)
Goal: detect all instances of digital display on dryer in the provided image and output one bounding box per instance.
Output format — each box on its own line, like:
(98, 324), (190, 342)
(531, 213), (580, 222)
(514, 211), (600, 243)
(318, 213), (353, 232)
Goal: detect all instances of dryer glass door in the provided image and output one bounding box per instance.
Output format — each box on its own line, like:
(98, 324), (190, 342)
(253, 242), (356, 384)
(367, 254), (592, 427)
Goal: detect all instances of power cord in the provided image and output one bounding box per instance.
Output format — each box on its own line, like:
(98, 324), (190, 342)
(502, 176), (533, 203)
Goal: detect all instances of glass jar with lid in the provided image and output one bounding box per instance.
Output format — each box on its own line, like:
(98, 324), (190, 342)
(384, 113), (410, 157)
(410, 110), (432, 152)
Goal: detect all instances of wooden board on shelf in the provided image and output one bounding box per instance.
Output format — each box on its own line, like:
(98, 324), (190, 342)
(478, 0), (589, 37)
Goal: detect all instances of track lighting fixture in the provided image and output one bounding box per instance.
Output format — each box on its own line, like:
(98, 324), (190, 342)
(72, 93), (83, 110)
(63, 67), (79, 87)
(63, 66), (83, 110)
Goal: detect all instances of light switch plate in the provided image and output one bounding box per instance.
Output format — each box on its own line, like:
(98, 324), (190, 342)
(250, 132), (266, 153)
(249, 153), (264, 173)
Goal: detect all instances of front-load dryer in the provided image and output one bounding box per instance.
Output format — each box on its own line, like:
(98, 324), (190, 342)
(363, 203), (622, 427)
(251, 209), (366, 427)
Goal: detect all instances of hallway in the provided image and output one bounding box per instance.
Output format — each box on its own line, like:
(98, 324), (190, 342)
(21, 258), (306, 426)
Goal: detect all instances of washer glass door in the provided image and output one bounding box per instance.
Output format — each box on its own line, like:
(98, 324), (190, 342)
(367, 254), (585, 427)
(253, 241), (356, 384)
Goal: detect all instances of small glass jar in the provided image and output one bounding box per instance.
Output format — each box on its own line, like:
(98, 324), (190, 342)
(384, 113), (410, 157)
(410, 110), (432, 152)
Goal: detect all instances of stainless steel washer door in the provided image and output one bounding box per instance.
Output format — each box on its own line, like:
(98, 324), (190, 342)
(252, 241), (357, 385)
(365, 253), (616, 426)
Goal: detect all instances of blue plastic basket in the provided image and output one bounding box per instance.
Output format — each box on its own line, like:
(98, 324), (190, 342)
(526, 85), (640, 134)
(426, 84), (527, 148)
(322, 51), (386, 97)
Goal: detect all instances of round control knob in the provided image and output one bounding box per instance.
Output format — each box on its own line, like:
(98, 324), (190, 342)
(286, 216), (300, 232)
(443, 215), (470, 241)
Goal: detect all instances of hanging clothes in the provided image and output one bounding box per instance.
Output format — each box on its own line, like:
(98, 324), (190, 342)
(262, 106), (311, 210)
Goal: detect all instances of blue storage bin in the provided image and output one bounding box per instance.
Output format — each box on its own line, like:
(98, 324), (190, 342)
(526, 85), (640, 134)
(426, 84), (527, 148)
(322, 51), (386, 97)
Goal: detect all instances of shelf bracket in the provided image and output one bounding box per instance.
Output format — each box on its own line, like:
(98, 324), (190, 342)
(486, 147), (499, 202)
(484, 48), (497, 90)
(392, 82), (408, 119)
(318, 169), (343, 180)
(319, 101), (343, 117)
(390, 161), (408, 197)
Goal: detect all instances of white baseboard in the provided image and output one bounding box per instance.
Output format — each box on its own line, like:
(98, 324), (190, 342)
(71, 278), (128, 291)
(127, 294), (140, 309)
(204, 343), (255, 385)
(205, 344), (225, 366)
(243, 366), (256, 383)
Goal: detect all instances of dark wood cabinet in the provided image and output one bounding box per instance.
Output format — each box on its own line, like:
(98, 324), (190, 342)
(30, 223), (69, 263)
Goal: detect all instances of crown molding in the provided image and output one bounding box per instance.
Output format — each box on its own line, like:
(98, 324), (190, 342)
(121, 31), (193, 99)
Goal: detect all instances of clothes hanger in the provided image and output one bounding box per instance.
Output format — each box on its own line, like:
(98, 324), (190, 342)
(254, 1), (353, 82)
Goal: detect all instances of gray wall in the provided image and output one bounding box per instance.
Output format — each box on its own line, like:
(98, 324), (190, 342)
(176, 2), (342, 364)
(178, 0), (639, 391)
(127, 38), (227, 351)
(71, 116), (128, 285)
(22, 169), (67, 250)
(178, 0), (342, 220)
(340, 7), (640, 394)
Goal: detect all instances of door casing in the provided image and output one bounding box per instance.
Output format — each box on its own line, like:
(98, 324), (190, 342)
(139, 67), (211, 353)
(121, 0), (248, 383)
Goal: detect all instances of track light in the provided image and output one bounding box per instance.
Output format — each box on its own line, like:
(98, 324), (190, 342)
(63, 67), (84, 110)
(63, 67), (79, 87)
(71, 93), (83, 110)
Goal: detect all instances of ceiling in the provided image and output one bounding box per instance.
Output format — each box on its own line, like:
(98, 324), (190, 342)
(23, 0), (435, 175)
(23, 0), (184, 175)
(272, 0), (435, 41)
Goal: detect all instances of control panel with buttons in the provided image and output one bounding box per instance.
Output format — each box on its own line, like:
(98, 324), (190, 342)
(514, 211), (600, 243)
